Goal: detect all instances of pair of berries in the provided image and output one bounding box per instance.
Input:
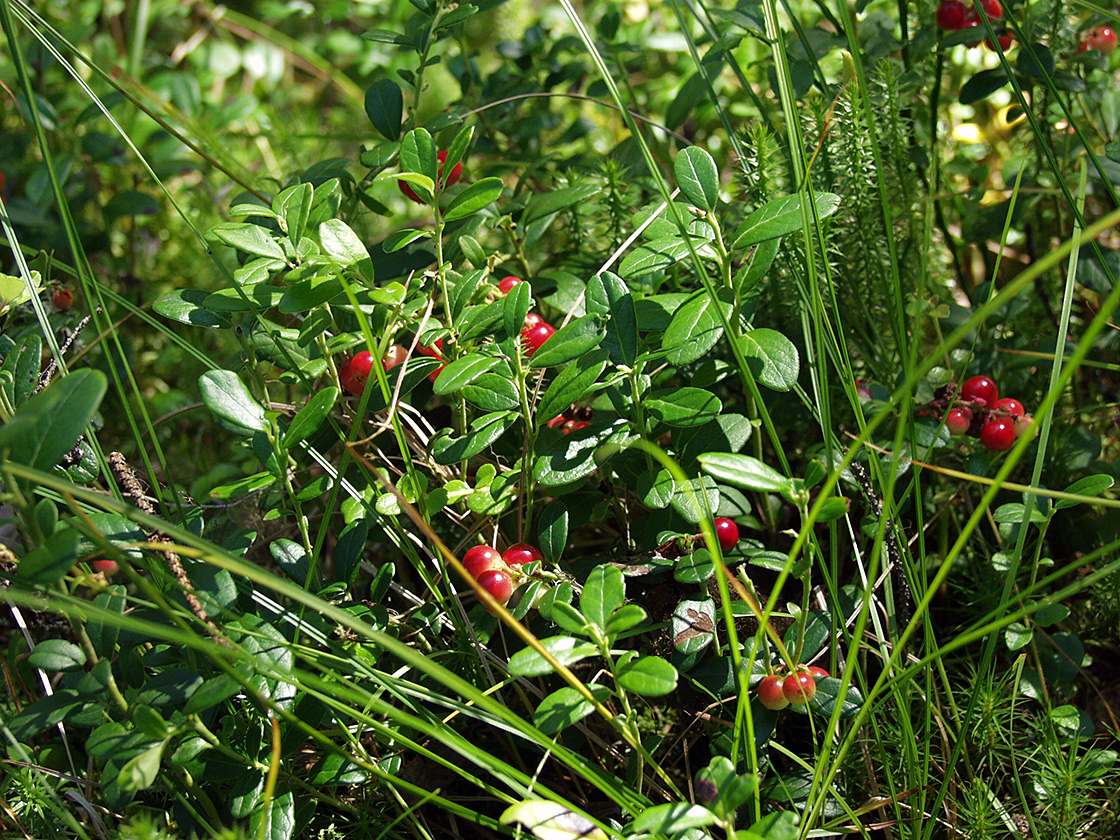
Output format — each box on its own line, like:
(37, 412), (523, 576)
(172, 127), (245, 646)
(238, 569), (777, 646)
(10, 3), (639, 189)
(1078, 27), (1118, 55)
(339, 345), (413, 395)
(546, 414), (590, 434)
(398, 150), (463, 203)
(521, 316), (555, 357)
(943, 375), (1033, 452)
(462, 543), (544, 610)
(936, 0), (1001, 31)
(757, 666), (830, 710)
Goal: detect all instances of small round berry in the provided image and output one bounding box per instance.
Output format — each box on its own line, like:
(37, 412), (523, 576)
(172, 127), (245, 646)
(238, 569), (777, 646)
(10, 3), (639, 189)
(521, 322), (555, 357)
(563, 419), (590, 433)
(340, 351), (376, 395)
(783, 671), (818, 705)
(523, 312), (544, 330)
(418, 339), (445, 382)
(477, 569), (514, 609)
(992, 397), (1024, 419)
(503, 543), (544, 567)
(1088, 27), (1118, 55)
(960, 375), (999, 408)
(1014, 414), (1034, 438)
(757, 675), (790, 710)
(984, 34), (1013, 51)
(713, 517), (739, 552)
(53, 288), (74, 310)
(945, 407), (973, 436)
(463, 545), (504, 579)
(90, 559), (118, 575)
(976, 0), (1002, 20)
(498, 276), (522, 294)
(936, 0), (970, 30)
(382, 344), (408, 371)
(806, 665), (830, 680)
(546, 414), (568, 429)
(980, 418), (1016, 451)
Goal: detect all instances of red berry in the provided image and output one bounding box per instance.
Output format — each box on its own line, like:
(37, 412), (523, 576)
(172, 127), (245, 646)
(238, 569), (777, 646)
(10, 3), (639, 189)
(936, 0), (969, 30)
(418, 339), (445, 382)
(960, 375), (999, 408)
(463, 545), (504, 579)
(520, 322), (555, 357)
(382, 344), (408, 371)
(984, 34), (1013, 51)
(945, 407), (973, 436)
(992, 397), (1024, 418)
(90, 559), (118, 575)
(783, 671), (817, 705)
(976, 0), (1002, 20)
(340, 351), (376, 395)
(1087, 27), (1118, 54)
(563, 419), (590, 433)
(53, 288), (74, 310)
(757, 675), (790, 710)
(980, 418), (1016, 451)
(398, 150), (464, 203)
(477, 569), (514, 609)
(546, 414), (568, 429)
(502, 543), (544, 567)
(806, 666), (830, 680)
(713, 517), (739, 552)
(523, 312), (544, 330)
(498, 276), (522, 294)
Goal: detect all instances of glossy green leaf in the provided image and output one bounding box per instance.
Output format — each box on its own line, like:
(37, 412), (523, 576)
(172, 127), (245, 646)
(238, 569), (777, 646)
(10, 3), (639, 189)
(431, 412), (514, 464)
(619, 235), (699, 279)
(153, 289), (231, 328)
(501, 801), (608, 840)
(462, 373), (520, 412)
(605, 604), (648, 636)
(537, 500), (569, 563)
(433, 353), (502, 395)
(528, 315), (605, 369)
(28, 639), (86, 672)
(699, 452), (791, 493)
(959, 68), (1009, 105)
(617, 655), (678, 695)
(581, 565), (625, 631)
(503, 277), (532, 339)
(586, 272), (637, 366)
(731, 192), (841, 250)
(1056, 474), (1114, 509)
(674, 146), (719, 210)
(443, 177), (504, 222)
(400, 128), (436, 184)
(365, 78), (403, 140)
(533, 418), (631, 486)
(646, 387), (721, 428)
(199, 370), (268, 436)
(631, 803), (714, 835)
(249, 788), (296, 840)
(806, 677), (864, 718)
(284, 388), (337, 449)
(0, 369), (107, 473)
(508, 636), (600, 677)
(7, 690), (86, 741)
(522, 184), (602, 226)
(533, 685), (611, 734)
(695, 756), (758, 822)
(537, 350), (609, 425)
(783, 610), (831, 662)
(671, 599), (715, 655)
(734, 236), (780, 297)
(663, 288), (733, 365)
(740, 328), (799, 391)
(674, 548), (714, 584)
(1005, 622), (1032, 651)
(276, 182), (313, 247)
(320, 219), (371, 273)
(209, 223), (286, 261)
(381, 228), (430, 252)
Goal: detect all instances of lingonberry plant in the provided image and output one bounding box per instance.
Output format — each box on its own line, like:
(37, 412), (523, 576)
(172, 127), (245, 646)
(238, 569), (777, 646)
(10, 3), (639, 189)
(3, 1), (1119, 838)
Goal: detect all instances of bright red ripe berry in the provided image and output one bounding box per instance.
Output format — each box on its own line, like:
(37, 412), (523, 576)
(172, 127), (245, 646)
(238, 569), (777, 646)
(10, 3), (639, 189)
(382, 344), (408, 371)
(523, 312), (543, 330)
(976, 0), (1002, 20)
(340, 351), (376, 395)
(783, 671), (817, 705)
(503, 543), (544, 567)
(945, 407), (973, 436)
(984, 34), (1013, 51)
(960, 375), (999, 408)
(992, 397), (1024, 418)
(1088, 27), (1118, 54)
(521, 322), (555, 356)
(463, 545), (504, 579)
(713, 517), (739, 552)
(399, 150), (464, 203)
(936, 0), (969, 30)
(546, 414), (568, 429)
(980, 418), (1016, 451)
(806, 666), (830, 680)
(53, 288), (74, 310)
(563, 419), (590, 433)
(757, 675), (790, 710)
(477, 569), (514, 609)
(498, 276), (522, 294)
(418, 339), (445, 382)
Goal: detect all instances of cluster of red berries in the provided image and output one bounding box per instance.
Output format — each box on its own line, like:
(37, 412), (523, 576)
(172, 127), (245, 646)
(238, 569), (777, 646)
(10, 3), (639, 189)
(936, 0), (1011, 50)
(462, 542), (544, 610)
(1078, 26), (1118, 55)
(757, 666), (830, 710)
(398, 150), (463, 203)
(942, 375), (1033, 452)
